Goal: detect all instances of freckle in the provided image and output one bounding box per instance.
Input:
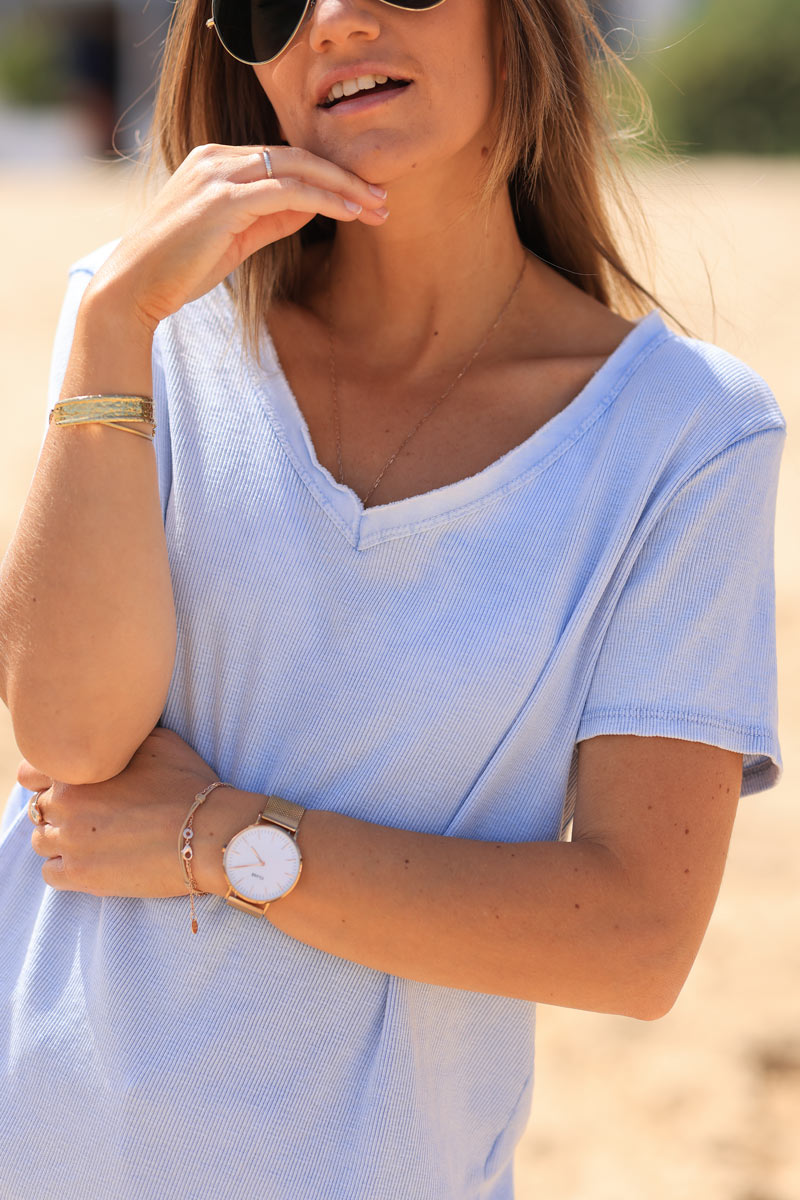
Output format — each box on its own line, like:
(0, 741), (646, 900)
(684, 828), (690, 835)
(433, 330), (439, 337)
(481, 145), (489, 156)
(647, 805), (653, 811)
(91, 826), (96, 832)
(684, 869), (690, 874)
(495, 914), (500, 920)
(726, 787), (730, 794)
(574, 903), (580, 909)
(495, 844), (502, 850)
(511, 853), (515, 858)
(613, 923), (620, 930)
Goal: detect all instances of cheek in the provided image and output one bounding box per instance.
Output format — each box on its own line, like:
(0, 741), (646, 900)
(254, 64), (293, 143)
(438, 55), (498, 139)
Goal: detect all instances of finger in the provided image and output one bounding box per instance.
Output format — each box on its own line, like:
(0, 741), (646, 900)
(31, 819), (59, 859)
(232, 145), (388, 211)
(17, 758), (53, 793)
(27, 784), (54, 829)
(237, 210), (317, 255)
(41, 855), (69, 891)
(231, 177), (382, 229)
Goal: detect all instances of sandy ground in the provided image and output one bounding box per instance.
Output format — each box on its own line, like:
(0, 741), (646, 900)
(0, 158), (797, 1199)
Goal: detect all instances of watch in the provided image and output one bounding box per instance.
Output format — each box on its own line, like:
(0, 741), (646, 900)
(222, 794), (305, 917)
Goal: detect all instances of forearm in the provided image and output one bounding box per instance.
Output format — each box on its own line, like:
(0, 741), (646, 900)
(0, 283), (176, 782)
(194, 796), (673, 1019)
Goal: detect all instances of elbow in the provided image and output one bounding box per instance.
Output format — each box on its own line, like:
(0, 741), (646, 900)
(8, 662), (173, 785)
(626, 987), (681, 1023)
(14, 729), (140, 785)
(12, 703), (166, 785)
(621, 938), (696, 1022)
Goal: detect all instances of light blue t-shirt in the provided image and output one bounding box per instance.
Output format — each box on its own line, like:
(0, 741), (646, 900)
(0, 243), (787, 1199)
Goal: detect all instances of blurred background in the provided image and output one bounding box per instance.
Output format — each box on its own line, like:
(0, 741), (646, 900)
(0, 2), (798, 1198)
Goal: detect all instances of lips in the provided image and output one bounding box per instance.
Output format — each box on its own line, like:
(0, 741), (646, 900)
(322, 74), (410, 109)
(314, 66), (413, 108)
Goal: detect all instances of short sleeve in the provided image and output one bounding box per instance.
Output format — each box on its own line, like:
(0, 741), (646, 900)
(39, 248), (172, 522)
(45, 266), (96, 420)
(576, 425), (787, 796)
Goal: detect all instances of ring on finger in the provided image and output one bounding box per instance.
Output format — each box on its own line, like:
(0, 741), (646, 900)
(28, 791), (46, 825)
(262, 147), (274, 180)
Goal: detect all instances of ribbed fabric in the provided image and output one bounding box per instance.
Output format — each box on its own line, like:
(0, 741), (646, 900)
(0, 241), (787, 1199)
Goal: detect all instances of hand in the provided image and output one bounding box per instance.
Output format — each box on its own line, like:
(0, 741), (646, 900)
(21, 726), (237, 898)
(88, 143), (389, 334)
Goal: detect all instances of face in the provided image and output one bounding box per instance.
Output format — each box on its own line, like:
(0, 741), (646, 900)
(252, 0), (504, 186)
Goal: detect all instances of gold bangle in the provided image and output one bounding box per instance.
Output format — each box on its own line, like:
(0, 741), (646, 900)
(51, 395), (156, 435)
(94, 421), (155, 442)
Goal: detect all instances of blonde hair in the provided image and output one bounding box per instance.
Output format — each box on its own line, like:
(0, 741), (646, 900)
(149, 0), (675, 355)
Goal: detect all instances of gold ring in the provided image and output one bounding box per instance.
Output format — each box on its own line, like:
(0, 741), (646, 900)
(28, 790), (46, 825)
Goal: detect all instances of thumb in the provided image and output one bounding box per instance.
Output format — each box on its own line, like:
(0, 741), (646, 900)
(237, 210), (317, 261)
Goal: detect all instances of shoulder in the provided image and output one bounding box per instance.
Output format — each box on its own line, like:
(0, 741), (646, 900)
(67, 238), (121, 279)
(637, 316), (787, 447)
(562, 309), (789, 520)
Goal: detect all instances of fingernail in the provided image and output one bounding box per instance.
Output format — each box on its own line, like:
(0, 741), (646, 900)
(344, 200), (363, 213)
(374, 207), (389, 219)
(369, 185), (388, 199)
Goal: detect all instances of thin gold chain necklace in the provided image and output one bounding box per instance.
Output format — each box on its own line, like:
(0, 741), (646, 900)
(326, 254), (527, 507)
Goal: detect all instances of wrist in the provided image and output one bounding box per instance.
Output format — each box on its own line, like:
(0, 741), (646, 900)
(190, 786), (264, 898)
(82, 264), (160, 341)
(59, 279), (156, 404)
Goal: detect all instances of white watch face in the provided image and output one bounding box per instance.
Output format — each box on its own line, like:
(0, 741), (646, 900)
(223, 823), (302, 903)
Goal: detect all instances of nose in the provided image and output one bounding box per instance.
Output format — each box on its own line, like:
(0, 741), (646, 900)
(307, 0), (382, 53)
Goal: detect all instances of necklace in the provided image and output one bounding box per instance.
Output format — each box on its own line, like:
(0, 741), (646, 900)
(326, 254), (527, 507)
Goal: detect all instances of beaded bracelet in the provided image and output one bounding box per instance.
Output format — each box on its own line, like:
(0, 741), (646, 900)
(179, 781), (234, 933)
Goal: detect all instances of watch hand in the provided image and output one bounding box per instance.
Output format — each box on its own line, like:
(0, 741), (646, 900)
(245, 837), (265, 866)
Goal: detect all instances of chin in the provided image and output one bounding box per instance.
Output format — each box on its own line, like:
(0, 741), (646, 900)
(304, 130), (430, 187)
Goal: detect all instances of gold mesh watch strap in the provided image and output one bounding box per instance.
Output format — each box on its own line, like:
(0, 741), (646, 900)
(225, 892), (271, 917)
(257, 794), (305, 834)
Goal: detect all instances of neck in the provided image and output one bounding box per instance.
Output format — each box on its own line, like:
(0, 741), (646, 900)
(307, 173), (532, 371)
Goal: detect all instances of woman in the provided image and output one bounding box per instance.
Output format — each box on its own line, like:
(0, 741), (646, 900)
(0, 1), (786, 1197)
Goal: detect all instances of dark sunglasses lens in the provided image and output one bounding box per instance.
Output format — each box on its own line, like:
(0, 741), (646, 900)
(213, 0), (444, 65)
(214, 0), (306, 64)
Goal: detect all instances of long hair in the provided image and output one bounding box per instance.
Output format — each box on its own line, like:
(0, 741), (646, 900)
(148, 0), (673, 357)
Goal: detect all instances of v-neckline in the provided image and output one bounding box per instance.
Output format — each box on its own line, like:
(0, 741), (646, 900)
(247, 308), (669, 550)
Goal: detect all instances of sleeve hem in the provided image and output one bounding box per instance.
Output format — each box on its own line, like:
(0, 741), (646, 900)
(576, 705), (782, 796)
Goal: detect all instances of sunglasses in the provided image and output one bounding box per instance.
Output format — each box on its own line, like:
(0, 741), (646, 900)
(207, 0), (446, 66)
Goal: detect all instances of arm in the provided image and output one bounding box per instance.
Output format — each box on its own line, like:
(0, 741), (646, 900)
(25, 729), (741, 1018)
(0, 146), (389, 784)
(0, 291), (176, 783)
(197, 733), (742, 1018)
